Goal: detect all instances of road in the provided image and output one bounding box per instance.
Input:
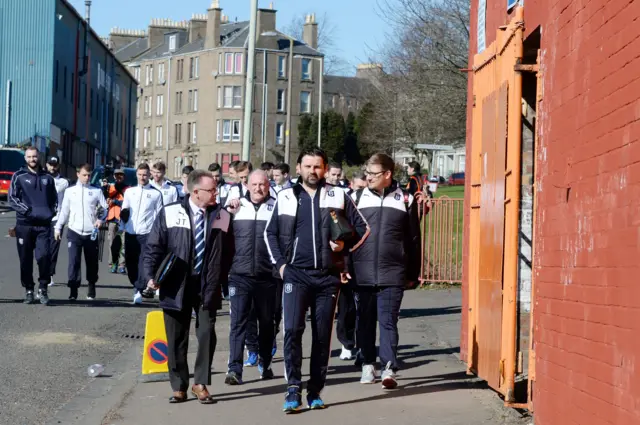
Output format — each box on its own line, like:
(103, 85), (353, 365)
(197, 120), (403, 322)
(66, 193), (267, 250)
(0, 211), (150, 425)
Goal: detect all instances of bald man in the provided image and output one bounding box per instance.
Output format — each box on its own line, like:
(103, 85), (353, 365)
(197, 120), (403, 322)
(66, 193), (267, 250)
(225, 170), (279, 384)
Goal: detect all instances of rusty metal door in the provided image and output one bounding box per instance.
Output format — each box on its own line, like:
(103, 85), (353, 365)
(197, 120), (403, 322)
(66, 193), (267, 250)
(466, 7), (524, 401)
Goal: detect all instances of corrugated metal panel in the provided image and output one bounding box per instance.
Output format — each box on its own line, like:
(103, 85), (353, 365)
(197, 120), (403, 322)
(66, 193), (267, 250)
(0, 0), (55, 145)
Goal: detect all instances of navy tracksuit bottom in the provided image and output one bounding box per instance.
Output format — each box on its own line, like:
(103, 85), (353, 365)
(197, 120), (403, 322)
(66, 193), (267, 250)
(228, 274), (277, 376)
(15, 224), (52, 291)
(356, 286), (405, 371)
(66, 230), (99, 289)
(336, 284), (357, 350)
(282, 266), (340, 393)
(245, 279), (283, 353)
(124, 233), (148, 292)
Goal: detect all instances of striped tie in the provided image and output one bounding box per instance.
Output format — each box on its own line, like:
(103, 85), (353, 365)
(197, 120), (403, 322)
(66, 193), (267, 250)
(194, 210), (205, 274)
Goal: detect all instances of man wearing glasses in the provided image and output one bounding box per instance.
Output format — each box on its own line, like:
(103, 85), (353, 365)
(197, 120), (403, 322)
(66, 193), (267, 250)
(349, 153), (421, 390)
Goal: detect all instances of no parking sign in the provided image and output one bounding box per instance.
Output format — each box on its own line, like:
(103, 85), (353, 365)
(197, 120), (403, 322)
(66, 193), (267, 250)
(141, 311), (169, 377)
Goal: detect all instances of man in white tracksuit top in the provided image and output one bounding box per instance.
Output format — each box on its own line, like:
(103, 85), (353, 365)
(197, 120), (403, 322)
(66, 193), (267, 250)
(54, 164), (107, 301)
(151, 161), (179, 206)
(121, 163), (163, 304)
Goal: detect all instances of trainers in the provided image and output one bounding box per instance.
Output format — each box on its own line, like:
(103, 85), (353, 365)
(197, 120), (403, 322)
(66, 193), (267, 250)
(360, 364), (376, 384)
(118, 266), (126, 274)
(224, 371), (243, 386)
(141, 288), (155, 298)
(48, 277), (56, 287)
(133, 291), (143, 304)
(340, 345), (354, 360)
(86, 284), (96, 300)
(244, 351), (258, 367)
(24, 291), (35, 304)
(283, 386), (302, 413)
(109, 264), (117, 273)
(271, 341), (277, 357)
(306, 391), (326, 410)
(258, 363), (274, 380)
(38, 289), (50, 306)
(69, 287), (78, 301)
(381, 361), (398, 389)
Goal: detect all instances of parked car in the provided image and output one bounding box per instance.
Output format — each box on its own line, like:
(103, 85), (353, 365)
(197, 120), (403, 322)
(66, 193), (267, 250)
(429, 175), (446, 184)
(448, 172), (465, 185)
(0, 148), (26, 200)
(90, 165), (137, 189)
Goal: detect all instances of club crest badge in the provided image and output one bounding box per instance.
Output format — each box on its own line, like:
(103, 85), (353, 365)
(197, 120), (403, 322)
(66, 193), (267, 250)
(284, 283), (293, 294)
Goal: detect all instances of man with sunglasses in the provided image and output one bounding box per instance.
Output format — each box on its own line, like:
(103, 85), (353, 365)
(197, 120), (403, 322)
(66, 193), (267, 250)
(349, 153), (421, 390)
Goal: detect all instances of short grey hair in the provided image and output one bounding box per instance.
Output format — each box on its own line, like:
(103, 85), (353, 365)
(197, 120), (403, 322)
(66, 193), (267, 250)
(187, 169), (214, 192)
(248, 169), (269, 184)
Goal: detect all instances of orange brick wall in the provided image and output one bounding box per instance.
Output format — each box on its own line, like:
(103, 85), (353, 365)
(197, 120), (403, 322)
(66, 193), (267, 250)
(465, 0), (640, 423)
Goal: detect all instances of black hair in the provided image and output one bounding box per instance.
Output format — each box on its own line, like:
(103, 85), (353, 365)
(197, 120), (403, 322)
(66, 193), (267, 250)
(274, 163), (290, 174)
(296, 147), (328, 166)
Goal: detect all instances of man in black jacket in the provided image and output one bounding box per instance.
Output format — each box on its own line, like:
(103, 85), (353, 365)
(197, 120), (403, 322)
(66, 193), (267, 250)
(225, 170), (277, 385)
(350, 153), (421, 390)
(143, 170), (234, 404)
(265, 148), (369, 413)
(9, 146), (58, 305)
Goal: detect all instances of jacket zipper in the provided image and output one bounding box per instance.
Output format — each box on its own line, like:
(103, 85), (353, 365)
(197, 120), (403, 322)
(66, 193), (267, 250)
(291, 237), (299, 263)
(81, 185), (85, 234)
(311, 192), (318, 268)
(374, 190), (385, 285)
(135, 186), (144, 233)
(252, 205), (258, 275)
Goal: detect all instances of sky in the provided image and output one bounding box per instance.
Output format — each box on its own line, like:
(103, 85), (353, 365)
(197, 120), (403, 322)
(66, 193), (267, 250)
(68, 0), (388, 75)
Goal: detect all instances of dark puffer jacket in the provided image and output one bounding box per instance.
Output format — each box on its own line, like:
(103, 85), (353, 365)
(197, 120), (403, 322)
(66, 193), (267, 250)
(230, 193), (277, 277)
(143, 196), (234, 312)
(349, 182), (421, 287)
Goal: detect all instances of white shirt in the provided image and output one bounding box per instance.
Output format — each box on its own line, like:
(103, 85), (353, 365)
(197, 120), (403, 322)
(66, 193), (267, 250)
(55, 182), (107, 235)
(151, 179), (179, 206)
(51, 174), (69, 222)
(121, 184), (164, 235)
(217, 182), (231, 205)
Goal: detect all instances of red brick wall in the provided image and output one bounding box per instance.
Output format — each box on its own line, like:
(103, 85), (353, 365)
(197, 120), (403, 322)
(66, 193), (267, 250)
(465, 0), (640, 423)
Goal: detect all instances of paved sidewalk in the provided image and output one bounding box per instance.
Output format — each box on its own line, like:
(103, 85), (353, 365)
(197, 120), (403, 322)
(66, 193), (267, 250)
(101, 288), (528, 425)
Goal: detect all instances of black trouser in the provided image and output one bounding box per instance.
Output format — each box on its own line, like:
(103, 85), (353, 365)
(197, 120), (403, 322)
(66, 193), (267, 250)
(164, 278), (217, 392)
(274, 279), (283, 339)
(228, 274), (276, 375)
(108, 222), (125, 267)
(49, 222), (63, 277)
(66, 230), (99, 289)
(245, 303), (259, 354)
(356, 286), (404, 371)
(124, 233), (148, 291)
(282, 266), (340, 393)
(15, 224), (52, 291)
(336, 284), (357, 350)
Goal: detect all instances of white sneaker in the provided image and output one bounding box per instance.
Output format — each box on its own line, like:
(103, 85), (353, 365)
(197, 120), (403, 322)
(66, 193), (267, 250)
(155, 289), (160, 297)
(381, 361), (397, 389)
(340, 346), (354, 360)
(133, 292), (143, 304)
(48, 277), (56, 287)
(360, 364), (376, 384)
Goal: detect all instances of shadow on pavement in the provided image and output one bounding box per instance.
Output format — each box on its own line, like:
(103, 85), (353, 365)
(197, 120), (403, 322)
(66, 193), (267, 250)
(399, 306), (461, 318)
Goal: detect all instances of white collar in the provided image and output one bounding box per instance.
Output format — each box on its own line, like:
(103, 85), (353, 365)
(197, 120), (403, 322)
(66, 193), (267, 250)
(188, 199), (205, 217)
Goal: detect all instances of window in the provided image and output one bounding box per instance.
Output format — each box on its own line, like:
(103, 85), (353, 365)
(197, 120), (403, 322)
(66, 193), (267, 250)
(277, 89), (286, 112)
(278, 56), (286, 78)
(225, 53), (233, 74)
(300, 91), (311, 113)
(157, 95), (164, 116)
(176, 59), (184, 81)
(217, 87), (222, 108)
(193, 89), (198, 112)
(158, 63), (165, 82)
(188, 90), (193, 112)
(276, 123), (284, 145)
(223, 86), (233, 108)
(222, 120), (231, 142)
(135, 128), (139, 148)
(301, 59), (311, 80)
(187, 122), (192, 144)
(175, 123), (182, 145)
(169, 35), (176, 51)
(232, 120), (241, 141)
(144, 96), (150, 116)
(234, 53), (243, 74)
(216, 120), (220, 142)
(156, 126), (163, 147)
(175, 91), (183, 113)
(191, 122), (197, 144)
(134, 66), (140, 82)
(233, 86), (242, 108)
(221, 86), (241, 108)
(146, 65), (153, 85)
(218, 53), (223, 74)
(143, 127), (149, 148)
(189, 57), (199, 79)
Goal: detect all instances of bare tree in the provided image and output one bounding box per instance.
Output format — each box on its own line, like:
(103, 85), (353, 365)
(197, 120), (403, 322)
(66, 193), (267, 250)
(280, 12), (349, 75)
(358, 0), (470, 154)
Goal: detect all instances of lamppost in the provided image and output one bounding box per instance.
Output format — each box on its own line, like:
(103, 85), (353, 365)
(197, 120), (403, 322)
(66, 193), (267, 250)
(241, 0), (259, 161)
(262, 31), (294, 164)
(294, 54), (324, 147)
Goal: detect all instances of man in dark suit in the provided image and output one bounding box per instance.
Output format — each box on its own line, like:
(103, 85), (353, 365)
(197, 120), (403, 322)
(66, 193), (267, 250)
(143, 169), (234, 404)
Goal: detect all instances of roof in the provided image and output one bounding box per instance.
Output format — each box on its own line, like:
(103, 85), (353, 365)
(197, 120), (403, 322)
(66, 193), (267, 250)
(323, 75), (374, 98)
(114, 22), (323, 64)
